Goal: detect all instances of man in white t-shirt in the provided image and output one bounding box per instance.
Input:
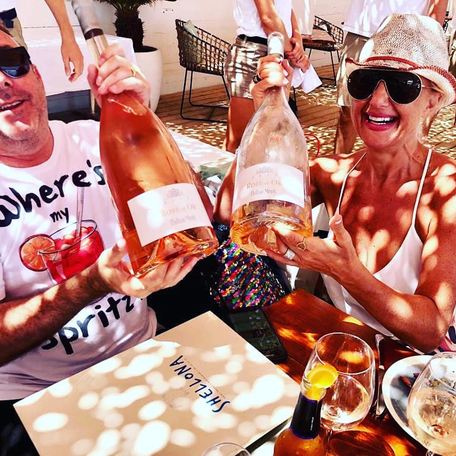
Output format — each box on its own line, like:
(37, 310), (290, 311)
(0, 0), (83, 80)
(0, 26), (198, 454)
(334, 0), (448, 154)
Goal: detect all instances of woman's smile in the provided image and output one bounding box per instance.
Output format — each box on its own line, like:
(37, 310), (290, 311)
(362, 111), (399, 131)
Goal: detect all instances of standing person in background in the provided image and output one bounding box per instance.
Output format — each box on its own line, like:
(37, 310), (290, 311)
(224, 0), (310, 152)
(334, 0), (448, 155)
(301, 0), (316, 39)
(0, 0), (83, 80)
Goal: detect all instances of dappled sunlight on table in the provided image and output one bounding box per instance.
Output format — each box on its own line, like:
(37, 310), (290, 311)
(16, 313), (299, 455)
(278, 327), (318, 348)
(327, 430), (395, 455)
(343, 316), (364, 326)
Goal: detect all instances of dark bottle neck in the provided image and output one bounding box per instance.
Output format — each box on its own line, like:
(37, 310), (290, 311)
(71, 0), (108, 60)
(289, 393), (322, 439)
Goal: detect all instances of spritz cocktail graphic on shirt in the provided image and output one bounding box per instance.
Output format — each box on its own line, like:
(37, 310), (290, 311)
(20, 220), (104, 283)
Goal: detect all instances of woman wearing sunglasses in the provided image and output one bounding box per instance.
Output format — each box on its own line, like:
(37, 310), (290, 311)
(215, 14), (456, 353)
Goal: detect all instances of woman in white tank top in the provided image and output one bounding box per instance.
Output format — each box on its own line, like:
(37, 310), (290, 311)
(215, 14), (456, 353)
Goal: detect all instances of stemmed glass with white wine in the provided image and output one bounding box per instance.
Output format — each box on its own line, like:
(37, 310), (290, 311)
(304, 332), (376, 436)
(407, 352), (456, 456)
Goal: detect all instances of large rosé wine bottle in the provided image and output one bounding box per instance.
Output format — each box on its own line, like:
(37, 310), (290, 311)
(71, 0), (218, 275)
(230, 32), (312, 255)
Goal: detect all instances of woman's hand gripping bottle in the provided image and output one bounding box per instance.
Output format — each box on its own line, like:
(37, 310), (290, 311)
(71, 0), (218, 275)
(274, 364), (338, 455)
(230, 32), (312, 255)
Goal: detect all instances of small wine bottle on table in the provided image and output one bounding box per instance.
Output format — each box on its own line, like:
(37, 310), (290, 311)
(274, 364), (338, 455)
(71, 0), (218, 276)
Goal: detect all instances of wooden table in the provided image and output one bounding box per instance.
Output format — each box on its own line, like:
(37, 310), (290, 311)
(264, 289), (425, 456)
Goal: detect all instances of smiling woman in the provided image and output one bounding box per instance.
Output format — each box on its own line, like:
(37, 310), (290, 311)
(215, 13), (456, 354)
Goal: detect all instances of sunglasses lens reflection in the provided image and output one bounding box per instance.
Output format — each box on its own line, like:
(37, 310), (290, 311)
(2, 64), (30, 78)
(0, 47), (31, 79)
(348, 69), (422, 104)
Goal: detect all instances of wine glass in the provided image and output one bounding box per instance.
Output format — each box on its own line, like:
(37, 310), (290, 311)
(407, 352), (456, 456)
(304, 332), (376, 433)
(202, 442), (251, 456)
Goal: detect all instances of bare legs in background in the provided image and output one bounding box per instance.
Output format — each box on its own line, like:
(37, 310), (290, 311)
(224, 96), (256, 153)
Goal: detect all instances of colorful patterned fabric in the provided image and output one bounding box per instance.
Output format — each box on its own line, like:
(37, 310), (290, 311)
(207, 224), (289, 310)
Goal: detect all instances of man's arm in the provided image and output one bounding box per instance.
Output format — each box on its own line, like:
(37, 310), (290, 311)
(0, 261), (107, 366)
(427, 0), (449, 24)
(44, 0), (84, 80)
(0, 241), (198, 366)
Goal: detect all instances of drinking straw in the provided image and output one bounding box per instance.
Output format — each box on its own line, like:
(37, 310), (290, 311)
(75, 186), (85, 241)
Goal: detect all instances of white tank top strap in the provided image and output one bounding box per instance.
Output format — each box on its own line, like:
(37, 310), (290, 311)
(411, 148), (432, 224)
(335, 152), (367, 212)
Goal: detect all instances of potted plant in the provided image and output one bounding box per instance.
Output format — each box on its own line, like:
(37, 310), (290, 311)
(95, 0), (175, 110)
(95, 0), (157, 52)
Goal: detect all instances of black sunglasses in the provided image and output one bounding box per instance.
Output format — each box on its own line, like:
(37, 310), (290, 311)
(0, 46), (31, 79)
(347, 68), (428, 104)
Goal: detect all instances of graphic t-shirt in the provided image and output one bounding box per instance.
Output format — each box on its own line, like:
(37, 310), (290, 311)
(0, 120), (157, 400)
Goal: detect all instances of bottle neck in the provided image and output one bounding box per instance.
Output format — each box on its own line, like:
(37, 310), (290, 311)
(85, 29), (109, 62)
(71, 0), (108, 61)
(290, 392), (323, 439)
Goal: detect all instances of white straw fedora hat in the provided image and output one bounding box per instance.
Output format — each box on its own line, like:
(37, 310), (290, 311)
(345, 13), (456, 106)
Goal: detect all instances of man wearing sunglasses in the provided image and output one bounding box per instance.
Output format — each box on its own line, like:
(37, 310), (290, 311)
(334, 0), (448, 155)
(0, 0), (83, 81)
(0, 25), (198, 454)
(216, 14), (456, 355)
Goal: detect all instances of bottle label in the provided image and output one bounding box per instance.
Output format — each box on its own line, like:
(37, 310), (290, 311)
(232, 163), (304, 212)
(127, 183), (211, 247)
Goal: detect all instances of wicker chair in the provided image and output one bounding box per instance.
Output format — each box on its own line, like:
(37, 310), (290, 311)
(302, 16), (344, 84)
(175, 19), (231, 122)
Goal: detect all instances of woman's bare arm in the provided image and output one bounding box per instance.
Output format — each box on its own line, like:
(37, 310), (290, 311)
(267, 175), (456, 353)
